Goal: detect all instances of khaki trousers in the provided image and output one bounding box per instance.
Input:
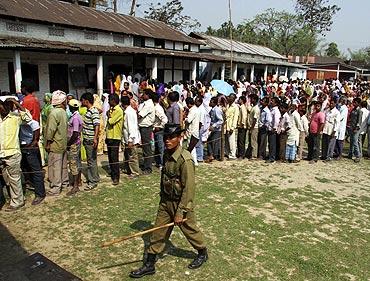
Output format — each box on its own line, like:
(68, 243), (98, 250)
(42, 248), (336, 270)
(148, 200), (206, 255)
(0, 153), (24, 207)
(48, 151), (69, 194)
(124, 146), (140, 176)
(297, 132), (306, 161)
(250, 128), (258, 158)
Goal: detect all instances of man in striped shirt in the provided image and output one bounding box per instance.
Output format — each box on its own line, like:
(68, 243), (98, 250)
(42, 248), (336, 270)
(80, 92), (100, 190)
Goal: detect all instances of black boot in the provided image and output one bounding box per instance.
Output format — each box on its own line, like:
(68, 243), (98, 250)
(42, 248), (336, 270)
(129, 253), (156, 278)
(188, 248), (208, 269)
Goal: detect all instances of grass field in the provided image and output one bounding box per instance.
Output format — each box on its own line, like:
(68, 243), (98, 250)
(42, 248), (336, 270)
(1, 158), (370, 281)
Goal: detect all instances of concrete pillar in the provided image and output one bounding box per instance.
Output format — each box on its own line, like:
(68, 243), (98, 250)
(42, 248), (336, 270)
(250, 65), (255, 82)
(284, 67), (288, 78)
(264, 65), (268, 82)
(191, 61), (197, 81)
(221, 63), (226, 81)
(151, 57), (158, 80)
(97, 55), (103, 97)
(336, 63), (340, 79)
(232, 63), (238, 81)
(276, 66), (280, 77)
(13, 50), (22, 93)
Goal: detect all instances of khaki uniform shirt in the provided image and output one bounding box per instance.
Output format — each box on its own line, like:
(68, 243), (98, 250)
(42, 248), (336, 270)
(160, 146), (195, 217)
(45, 106), (68, 153)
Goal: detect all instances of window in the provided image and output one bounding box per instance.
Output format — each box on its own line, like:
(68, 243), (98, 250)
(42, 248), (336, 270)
(113, 34), (125, 44)
(154, 39), (165, 49)
(6, 22), (27, 33)
(48, 27), (65, 37)
(183, 44), (190, 51)
(133, 37), (145, 47)
(84, 31), (98, 40)
(8, 63), (39, 94)
(221, 50), (226, 55)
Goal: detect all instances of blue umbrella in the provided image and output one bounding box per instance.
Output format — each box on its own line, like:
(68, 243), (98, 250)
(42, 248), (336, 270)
(210, 80), (235, 96)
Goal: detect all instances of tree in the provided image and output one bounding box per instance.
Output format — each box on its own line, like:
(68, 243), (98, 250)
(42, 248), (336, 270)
(325, 42), (340, 57)
(144, 0), (201, 32)
(295, 0), (340, 35)
(348, 47), (370, 64)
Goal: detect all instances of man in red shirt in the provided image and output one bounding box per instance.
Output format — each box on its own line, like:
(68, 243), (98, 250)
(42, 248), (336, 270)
(21, 79), (41, 122)
(308, 101), (325, 163)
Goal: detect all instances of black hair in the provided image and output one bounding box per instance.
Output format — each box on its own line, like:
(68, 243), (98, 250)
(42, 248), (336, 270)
(250, 94), (259, 103)
(152, 94), (160, 103)
(239, 96), (246, 103)
(121, 95), (130, 106)
(134, 78), (139, 83)
(143, 88), (154, 99)
(195, 96), (203, 104)
(109, 94), (120, 105)
(185, 97), (194, 105)
(21, 79), (36, 94)
(272, 97), (280, 106)
(168, 91), (180, 102)
(80, 92), (94, 104)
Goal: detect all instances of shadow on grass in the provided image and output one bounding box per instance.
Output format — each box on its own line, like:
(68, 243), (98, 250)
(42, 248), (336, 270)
(130, 220), (197, 261)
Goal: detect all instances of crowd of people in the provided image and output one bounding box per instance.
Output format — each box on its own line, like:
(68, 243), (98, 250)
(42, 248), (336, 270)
(0, 76), (369, 212)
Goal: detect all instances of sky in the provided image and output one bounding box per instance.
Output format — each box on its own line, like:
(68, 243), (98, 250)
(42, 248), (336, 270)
(118, 0), (370, 54)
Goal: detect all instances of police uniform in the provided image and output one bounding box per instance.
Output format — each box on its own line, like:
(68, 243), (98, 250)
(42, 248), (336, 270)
(147, 146), (206, 254)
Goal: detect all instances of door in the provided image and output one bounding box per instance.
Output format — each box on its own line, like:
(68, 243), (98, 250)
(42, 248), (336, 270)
(49, 64), (69, 93)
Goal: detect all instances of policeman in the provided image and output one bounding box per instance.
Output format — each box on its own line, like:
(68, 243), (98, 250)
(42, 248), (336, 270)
(130, 123), (208, 278)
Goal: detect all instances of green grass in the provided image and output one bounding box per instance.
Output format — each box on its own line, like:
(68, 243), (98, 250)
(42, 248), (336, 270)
(1, 159), (370, 281)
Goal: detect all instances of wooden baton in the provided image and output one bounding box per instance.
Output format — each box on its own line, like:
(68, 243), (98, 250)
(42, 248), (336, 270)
(101, 219), (188, 248)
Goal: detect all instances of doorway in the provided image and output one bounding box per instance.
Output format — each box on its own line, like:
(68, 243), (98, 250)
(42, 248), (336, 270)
(49, 64), (69, 93)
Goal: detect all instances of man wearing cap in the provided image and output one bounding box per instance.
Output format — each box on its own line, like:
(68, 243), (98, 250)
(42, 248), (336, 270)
(130, 123), (208, 278)
(45, 90), (68, 196)
(66, 99), (83, 196)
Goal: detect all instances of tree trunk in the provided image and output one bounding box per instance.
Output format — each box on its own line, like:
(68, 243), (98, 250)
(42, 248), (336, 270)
(129, 0), (137, 16)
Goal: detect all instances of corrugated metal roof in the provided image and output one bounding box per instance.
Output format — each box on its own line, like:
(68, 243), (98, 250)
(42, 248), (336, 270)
(0, 36), (222, 61)
(0, 0), (200, 44)
(191, 33), (287, 60)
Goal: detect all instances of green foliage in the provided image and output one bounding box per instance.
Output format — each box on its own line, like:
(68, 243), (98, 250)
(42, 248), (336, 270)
(144, 0), (201, 32)
(205, 9), (318, 57)
(325, 42), (340, 57)
(348, 47), (370, 64)
(295, 0), (341, 35)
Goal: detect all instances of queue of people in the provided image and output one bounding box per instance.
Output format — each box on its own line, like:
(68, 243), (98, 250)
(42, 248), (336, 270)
(0, 76), (369, 212)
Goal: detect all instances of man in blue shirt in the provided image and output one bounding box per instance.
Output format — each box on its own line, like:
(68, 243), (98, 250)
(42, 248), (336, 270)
(206, 97), (224, 162)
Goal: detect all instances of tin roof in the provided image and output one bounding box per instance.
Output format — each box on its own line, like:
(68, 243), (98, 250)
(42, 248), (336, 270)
(190, 33), (287, 60)
(0, 36), (223, 61)
(0, 0), (200, 44)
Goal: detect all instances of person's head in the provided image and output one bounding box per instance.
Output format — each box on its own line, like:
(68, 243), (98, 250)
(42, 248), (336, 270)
(185, 97), (195, 109)
(250, 94), (259, 106)
(80, 92), (94, 108)
(121, 95), (130, 109)
(280, 103), (289, 114)
(329, 99), (337, 110)
(68, 99), (80, 113)
(238, 95), (246, 105)
(0, 99), (14, 117)
(134, 78), (139, 83)
(313, 101), (322, 112)
(227, 94), (236, 105)
(67, 94), (75, 101)
(44, 93), (52, 104)
(108, 94), (119, 107)
(299, 108), (307, 117)
(168, 91), (180, 103)
(142, 89), (154, 101)
(152, 93), (160, 104)
(339, 96), (347, 106)
(124, 82), (130, 90)
(360, 100), (367, 108)
(163, 123), (185, 151)
(209, 97), (218, 108)
(353, 97), (361, 108)
(51, 90), (67, 109)
(195, 96), (203, 107)
(21, 79), (36, 96)
(261, 97), (270, 107)
(271, 97), (280, 107)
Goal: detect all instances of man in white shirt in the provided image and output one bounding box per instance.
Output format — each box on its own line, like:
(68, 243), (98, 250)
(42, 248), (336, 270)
(131, 78), (140, 102)
(296, 108), (309, 162)
(286, 103), (303, 162)
(277, 103), (291, 161)
(267, 97), (281, 163)
(248, 94), (260, 159)
(122, 96), (141, 179)
(195, 96), (209, 162)
(185, 97), (201, 165)
(152, 94), (168, 168)
(322, 99), (340, 161)
(334, 97), (348, 159)
(359, 100), (369, 158)
(138, 89), (156, 174)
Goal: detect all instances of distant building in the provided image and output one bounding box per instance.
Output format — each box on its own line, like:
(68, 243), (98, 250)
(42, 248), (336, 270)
(289, 55), (370, 81)
(189, 33), (307, 82)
